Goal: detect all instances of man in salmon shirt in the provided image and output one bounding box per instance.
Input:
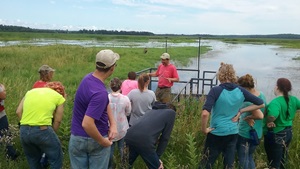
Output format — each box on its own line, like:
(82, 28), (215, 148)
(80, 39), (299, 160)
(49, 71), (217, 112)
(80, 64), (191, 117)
(148, 53), (179, 103)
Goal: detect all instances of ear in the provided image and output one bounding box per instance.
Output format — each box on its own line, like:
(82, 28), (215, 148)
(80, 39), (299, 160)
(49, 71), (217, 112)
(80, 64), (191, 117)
(110, 66), (115, 72)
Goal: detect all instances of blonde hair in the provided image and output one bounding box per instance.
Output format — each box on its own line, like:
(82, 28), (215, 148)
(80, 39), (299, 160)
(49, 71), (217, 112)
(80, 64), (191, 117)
(137, 73), (150, 92)
(217, 62), (237, 83)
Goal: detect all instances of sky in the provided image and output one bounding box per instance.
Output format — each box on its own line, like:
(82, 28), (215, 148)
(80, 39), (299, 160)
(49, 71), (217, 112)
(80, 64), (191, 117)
(1, 0), (300, 35)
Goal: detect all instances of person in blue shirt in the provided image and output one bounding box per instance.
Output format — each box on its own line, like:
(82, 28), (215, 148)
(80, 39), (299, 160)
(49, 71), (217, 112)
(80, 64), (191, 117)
(199, 62), (265, 169)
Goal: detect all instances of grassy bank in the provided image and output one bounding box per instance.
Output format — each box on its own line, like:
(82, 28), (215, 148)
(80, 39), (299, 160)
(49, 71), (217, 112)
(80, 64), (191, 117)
(0, 32), (198, 42)
(221, 38), (300, 49)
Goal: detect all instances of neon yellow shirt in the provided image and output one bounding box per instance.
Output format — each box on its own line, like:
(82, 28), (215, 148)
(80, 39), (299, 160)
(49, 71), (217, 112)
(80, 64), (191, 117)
(20, 88), (65, 126)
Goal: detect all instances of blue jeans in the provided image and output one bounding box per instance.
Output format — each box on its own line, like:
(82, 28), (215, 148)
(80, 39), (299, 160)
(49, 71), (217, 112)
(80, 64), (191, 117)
(264, 127), (292, 169)
(236, 135), (258, 169)
(109, 138), (125, 169)
(0, 115), (18, 160)
(69, 134), (111, 169)
(199, 133), (238, 169)
(128, 144), (160, 169)
(20, 125), (63, 169)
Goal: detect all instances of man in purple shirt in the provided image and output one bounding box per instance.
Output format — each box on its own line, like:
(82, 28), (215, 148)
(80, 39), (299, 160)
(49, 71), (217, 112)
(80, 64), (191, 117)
(69, 49), (119, 169)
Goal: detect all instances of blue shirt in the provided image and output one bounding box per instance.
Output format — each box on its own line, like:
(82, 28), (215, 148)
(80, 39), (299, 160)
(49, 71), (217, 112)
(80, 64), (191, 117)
(203, 83), (264, 136)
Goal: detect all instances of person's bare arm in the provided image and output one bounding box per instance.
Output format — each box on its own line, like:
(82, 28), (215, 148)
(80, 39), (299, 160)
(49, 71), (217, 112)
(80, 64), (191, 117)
(52, 104), (64, 132)
(244, 109), (264, 120)
(242, 109), (264, 126)
(16, 98), (25, 121)
(147, 71), (157, 77)
(82, 115), (112, 147)
(201, 109), (214, 134)
(0, 84), (6, 100)
(232, 104), (265, 122)
(266, 116), (276, 128)
(166, 77), (179, 82)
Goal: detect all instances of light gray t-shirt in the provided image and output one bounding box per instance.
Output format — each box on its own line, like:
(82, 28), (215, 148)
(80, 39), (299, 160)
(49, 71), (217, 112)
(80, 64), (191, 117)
(0, 86), (6, 118)
(128, 89), (156, 126)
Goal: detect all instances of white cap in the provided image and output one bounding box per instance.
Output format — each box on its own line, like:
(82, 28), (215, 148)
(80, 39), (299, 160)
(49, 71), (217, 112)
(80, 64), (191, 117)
(96, 49), (120, 68)
(160, 53), (170, 59)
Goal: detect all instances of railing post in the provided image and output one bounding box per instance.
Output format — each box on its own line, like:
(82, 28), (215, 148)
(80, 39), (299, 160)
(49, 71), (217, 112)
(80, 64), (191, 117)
(149, 68), (152, 90)
(165, 37), (168, 53)
(190, 79), (193, 96)
(197, 37), (201, 96)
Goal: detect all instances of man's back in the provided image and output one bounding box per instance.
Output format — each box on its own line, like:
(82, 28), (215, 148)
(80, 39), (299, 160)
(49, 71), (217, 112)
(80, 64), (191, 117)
(125, 103), (175, 155)
(71, 73), (109, 137)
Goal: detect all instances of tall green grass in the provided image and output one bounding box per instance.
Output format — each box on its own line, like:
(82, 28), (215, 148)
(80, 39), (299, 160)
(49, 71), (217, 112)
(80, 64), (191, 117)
(0, 44), (209, 168)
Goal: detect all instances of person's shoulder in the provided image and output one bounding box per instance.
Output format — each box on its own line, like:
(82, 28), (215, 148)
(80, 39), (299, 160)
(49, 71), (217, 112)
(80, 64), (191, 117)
(211, 85), (224, 91)
(147, 90), (156, 95)
(122, 79), (130, 84)
(120, 93), (129, 98)
(289, 95), (300, 101)
(269, 96), (282, 104)
(128, 89), (139, 95)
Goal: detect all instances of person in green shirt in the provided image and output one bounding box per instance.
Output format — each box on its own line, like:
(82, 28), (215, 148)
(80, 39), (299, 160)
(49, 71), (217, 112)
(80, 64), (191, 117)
(263, 78), (300, 169)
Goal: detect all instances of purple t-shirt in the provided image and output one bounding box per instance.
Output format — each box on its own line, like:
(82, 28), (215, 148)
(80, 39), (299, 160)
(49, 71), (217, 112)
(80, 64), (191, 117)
(71, 73), (109, 137)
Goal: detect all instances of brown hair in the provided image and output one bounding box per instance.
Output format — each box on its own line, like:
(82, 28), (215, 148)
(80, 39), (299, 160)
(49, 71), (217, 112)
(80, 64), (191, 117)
(45, 81), (65, 97)
(110, 77), (122, 92)
(39, 71), (54, 82)
(96, 62), (115, 72)
(137, 73), (150, 92)
(277, 78), (292, 119)
(128, 71), (137, 80)
(217, 62), (237, 83)
(237, 74), (255, 89)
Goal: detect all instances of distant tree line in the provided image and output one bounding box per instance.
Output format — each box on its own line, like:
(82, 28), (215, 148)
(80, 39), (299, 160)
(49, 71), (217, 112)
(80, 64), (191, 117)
(1, 24), (300, 39)
(0, 24), (154, 36)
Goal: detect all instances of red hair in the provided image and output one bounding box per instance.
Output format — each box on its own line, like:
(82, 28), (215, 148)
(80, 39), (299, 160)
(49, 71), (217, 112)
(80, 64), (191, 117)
(45, 81), (65, 97)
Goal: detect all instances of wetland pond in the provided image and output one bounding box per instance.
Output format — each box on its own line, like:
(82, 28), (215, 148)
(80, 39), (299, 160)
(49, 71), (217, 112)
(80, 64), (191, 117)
(175, 40), (300, 102)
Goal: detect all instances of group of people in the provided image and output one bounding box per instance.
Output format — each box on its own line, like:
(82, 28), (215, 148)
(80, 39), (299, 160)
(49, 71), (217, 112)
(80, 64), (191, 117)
(1, 49), (179, 169)
(200, 62), (300, 169)
(68, 49), (179, 169)
(1, 49), (300, 169)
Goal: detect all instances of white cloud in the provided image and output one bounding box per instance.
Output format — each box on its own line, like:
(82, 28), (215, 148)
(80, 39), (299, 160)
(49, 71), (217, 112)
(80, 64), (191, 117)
(0, 0), (299, 34)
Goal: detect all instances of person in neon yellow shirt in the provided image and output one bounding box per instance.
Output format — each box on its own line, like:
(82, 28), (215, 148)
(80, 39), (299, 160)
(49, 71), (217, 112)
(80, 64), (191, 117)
(16, 81), (66, 169)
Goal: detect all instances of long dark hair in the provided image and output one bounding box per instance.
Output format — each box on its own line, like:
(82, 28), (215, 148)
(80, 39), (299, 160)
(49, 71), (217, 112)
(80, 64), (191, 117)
(277, 78), (292, 119)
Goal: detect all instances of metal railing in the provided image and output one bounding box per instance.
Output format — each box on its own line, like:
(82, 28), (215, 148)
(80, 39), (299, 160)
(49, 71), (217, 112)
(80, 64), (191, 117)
(136, 68), (218, 103)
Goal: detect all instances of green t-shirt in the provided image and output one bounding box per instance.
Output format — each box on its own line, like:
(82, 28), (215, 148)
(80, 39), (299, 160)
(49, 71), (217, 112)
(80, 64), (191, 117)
(263, 95), (300, 133)
(20, 88), (65, 126)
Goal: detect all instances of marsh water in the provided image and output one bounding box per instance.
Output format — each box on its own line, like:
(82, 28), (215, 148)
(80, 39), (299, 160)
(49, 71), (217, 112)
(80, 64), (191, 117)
(175, 40), (300, 102)
(1, 39), (300, 101)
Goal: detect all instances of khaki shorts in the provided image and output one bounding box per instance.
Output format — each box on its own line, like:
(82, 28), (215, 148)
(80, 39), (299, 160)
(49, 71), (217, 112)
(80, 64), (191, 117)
(155, 87), (171, 103)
